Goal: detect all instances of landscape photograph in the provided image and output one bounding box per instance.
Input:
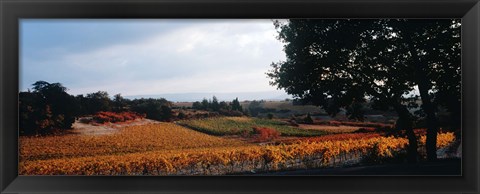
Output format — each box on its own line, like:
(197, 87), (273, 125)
(19, 19), (461, 175)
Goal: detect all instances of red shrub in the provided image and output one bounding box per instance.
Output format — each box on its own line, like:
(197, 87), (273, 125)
(93, 111), (144, 124)
(252, 126), (280, 142)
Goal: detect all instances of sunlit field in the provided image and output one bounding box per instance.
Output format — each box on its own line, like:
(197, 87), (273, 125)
(20, 118), (456, 175)
(20, 122), (246, 161)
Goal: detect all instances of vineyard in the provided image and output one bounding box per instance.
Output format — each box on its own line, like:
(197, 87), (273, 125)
(20, 123), (246, 161)
(19, 119), (456, 175)
(297, 124), (362, 134)
(177, 117), (328, 136)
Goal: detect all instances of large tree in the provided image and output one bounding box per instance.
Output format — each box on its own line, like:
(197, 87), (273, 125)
(31, 81), (78, 129)
(130, 98), (173, 121)
(19, 81), (78, 135)
(113, 93), (129, 112)
(84, 91), (112, 114)
(268, 19), (460, 162)
(387, 20), (460, 160)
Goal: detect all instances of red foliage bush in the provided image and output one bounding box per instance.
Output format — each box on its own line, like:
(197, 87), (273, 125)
(252, 126), (280, 142)
(93, 111), (145, 124)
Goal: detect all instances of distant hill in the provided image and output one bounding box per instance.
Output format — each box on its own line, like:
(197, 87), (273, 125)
(125, 91), (293, 102)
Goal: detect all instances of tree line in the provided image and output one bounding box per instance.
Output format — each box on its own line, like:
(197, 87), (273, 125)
(190, 97), (287, 118)
(191, 96), (244, 116)
(268, 19), (461, 162)
(19, 81), (173, 135)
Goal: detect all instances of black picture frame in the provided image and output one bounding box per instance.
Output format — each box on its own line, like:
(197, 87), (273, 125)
(1, 0), (479, 193)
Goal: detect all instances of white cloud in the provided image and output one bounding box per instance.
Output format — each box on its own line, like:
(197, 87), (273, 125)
(21, 20), (286, 96)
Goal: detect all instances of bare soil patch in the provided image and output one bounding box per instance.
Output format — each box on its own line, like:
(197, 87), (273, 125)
(70, 118), (160, 136)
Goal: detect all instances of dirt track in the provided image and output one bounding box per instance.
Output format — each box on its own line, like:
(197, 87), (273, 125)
(70, 118), (160, 136)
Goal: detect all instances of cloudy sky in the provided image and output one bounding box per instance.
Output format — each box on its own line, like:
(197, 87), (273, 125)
(20, 19), (287, 99)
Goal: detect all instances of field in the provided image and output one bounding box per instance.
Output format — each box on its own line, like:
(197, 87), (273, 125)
(20, 122), (246, 161)
(20, 117), (457, 175)
(297, 124), (361, 134)
(177, 117), (329, 136)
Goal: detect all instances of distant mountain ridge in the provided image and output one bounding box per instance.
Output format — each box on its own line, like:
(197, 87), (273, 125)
(125, 91), (292, 102)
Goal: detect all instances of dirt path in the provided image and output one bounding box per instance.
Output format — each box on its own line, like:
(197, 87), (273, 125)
(70, 119), (160, 136)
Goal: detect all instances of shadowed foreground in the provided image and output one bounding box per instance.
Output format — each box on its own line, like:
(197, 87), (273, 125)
(254, 158), (461, 175)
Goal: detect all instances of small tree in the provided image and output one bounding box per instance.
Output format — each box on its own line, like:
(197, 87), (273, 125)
(231, 98), (243, 112)
(177, 111), (187, 119)
(267, 113), (274, 119)
(304, 113), (314, 124)
(130, 98), (173, 121)
(248, 100), (262, 117)
(85, 91), (112, 114)
(113, 93), (128, 112)
(192, 101), (202, 110)
(219, 101), (230, 110)
(211, 96), (220, 111)
(201, 98), (210, 110)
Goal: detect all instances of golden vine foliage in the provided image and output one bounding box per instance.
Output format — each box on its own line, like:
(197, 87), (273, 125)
(20, 123), (246, 161)
(419, 132), (455, 148)
(20, 126), (456, 175)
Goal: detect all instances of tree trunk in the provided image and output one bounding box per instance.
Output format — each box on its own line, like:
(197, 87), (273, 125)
(410, 48), (439, 161)
(404, 24), (440, 162)
(416, 74), (439, 161)
(393, 102), (418, 163)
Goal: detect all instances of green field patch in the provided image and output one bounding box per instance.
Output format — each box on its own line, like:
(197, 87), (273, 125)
(177, 117), (328, 137)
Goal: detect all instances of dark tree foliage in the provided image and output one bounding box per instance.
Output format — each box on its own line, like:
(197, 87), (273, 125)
(374, 20), (460, 161)
(267, 113), (274, 119)
(113, 93), (129, 112)
(19, 91), (43, 135)
(303, 113), (314, 124)
(20, 81), (181, 134)
(219, 101), (230, 110)
(32, 81), (78, 129)
(177, 111), (187, 119)
(248, 100), (263, 117)
(201, 98), (210, 110)
(130, 98), (173, 121)
(268, 19), (460, 162)
(211, 96), (220, 111)
(192, 101), (202, 110)
(346, 98), (366, 121)
(231, 98), (243, 112)
(191, 97), (244, 116)
(19, 81), (78, 135)
(74, 94), (88, 116)
(83, 91), (112, 114)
